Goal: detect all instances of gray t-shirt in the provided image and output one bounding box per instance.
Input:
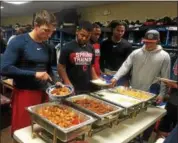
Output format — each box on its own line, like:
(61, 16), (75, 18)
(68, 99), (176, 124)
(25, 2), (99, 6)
(169, 58), (178, 106)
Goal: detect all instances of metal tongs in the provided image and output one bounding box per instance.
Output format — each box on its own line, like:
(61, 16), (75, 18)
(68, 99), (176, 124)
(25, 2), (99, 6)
(47, 79), (65, 88)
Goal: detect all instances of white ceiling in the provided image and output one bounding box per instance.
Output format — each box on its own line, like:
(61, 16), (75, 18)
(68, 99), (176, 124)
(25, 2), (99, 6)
(1, 1), (114, 17)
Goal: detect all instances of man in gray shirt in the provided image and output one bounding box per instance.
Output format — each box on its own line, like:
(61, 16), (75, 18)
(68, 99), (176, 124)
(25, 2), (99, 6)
(110, 30), (171, 142)
(111, 30), (171, 104)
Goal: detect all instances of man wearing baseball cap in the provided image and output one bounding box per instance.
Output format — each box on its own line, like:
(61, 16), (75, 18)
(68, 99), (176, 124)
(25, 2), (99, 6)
(110, 29), (171, 142)
(142, 29), (160, 43)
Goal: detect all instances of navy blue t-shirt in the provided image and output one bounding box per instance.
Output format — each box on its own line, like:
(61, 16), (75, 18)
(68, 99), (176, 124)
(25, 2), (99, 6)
(1, 33), (53, 90)
(164, 125), (178, 143)
(59, 40), (95, 93)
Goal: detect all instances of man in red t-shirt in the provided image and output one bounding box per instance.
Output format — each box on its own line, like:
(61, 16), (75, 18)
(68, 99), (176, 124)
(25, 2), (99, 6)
(90, 23), (101, 76)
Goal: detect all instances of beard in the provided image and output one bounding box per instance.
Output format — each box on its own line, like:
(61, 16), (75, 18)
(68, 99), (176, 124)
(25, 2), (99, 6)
(78, 40), (87, 46)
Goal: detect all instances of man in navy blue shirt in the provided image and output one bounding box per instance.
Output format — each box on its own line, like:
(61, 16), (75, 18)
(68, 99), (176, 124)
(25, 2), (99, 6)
(58, 21), (99, 94)
(164, 125), (178, 143)
(1, 10), (56, 135)
(100, 21), (132, 86)
(158, 58), (178, 139)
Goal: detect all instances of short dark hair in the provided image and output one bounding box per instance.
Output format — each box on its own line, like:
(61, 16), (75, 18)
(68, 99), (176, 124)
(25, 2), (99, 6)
(92, 23), (101, 29)
(109, 20), (127, 32)
(77, 21), (93, 32)
(34, 10), (57, 26)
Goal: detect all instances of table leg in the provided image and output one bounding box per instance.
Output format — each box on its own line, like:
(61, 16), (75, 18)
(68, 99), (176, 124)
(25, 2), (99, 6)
(31, 121), (37, 139)
(53, 128), (57, 143)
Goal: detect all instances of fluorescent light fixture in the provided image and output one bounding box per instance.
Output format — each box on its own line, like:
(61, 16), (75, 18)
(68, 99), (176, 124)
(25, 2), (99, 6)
(1, 6), (4, 9)
(5, 1), (30, 5)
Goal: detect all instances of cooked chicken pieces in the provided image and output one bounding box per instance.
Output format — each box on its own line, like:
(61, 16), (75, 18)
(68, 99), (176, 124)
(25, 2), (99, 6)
(51, 87), (70, 96)
(73, 99), (114, 115)
(36, 106), (82, 128)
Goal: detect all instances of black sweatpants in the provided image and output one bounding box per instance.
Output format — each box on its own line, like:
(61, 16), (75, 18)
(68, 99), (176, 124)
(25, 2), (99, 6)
(159, 102), (178, 133)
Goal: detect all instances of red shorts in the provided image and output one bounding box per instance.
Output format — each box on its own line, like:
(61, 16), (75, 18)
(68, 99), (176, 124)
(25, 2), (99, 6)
(11, 88), (48, 135)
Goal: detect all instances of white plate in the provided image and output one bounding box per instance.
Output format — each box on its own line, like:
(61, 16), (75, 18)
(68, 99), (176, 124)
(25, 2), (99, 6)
(90, 79), (111, 87)
(157, 77), (178, 83)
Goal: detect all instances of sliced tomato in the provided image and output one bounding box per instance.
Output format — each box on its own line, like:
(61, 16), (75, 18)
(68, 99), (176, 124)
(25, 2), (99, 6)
(72, 117), (80, 125)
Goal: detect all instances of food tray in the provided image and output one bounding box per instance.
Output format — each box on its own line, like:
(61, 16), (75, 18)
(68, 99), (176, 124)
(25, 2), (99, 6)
(92, 90), (142, 108)
(65, 94), (124, 126)
(27, 102), (95, 142)
(91, 90), (143, 116)
(157, 77), (178, 83)
(108, 86), (157, 110)
(109, 86), (157, 105)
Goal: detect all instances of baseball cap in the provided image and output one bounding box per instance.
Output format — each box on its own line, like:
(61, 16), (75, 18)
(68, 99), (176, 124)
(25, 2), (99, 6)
(142, 30), (160, 43)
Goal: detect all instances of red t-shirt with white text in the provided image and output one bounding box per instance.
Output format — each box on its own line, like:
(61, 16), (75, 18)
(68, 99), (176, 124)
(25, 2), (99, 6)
(92, 43), (100, 76)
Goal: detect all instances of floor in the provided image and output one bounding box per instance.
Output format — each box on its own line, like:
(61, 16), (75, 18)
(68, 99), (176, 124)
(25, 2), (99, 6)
(1, 97), (13, 143)
(1, 126), (13, 143)
(0, 84), (14, 143)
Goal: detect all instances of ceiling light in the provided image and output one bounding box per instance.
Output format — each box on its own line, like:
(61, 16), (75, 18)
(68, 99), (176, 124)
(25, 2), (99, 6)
(1, 6), (4, 9)
(5, 1), (30, 5)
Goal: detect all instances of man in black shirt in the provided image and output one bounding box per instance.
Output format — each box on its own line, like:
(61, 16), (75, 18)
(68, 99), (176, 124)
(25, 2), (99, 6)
(100, 21), (132, 71)
(100, 21), (132, 85)
(58, 21), (98, 94)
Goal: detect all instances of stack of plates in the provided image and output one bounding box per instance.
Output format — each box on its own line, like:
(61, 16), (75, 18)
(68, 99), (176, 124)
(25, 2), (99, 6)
(90, 79), (111, 87)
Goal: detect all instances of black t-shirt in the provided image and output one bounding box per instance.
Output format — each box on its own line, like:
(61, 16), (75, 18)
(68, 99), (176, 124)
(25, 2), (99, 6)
(59, 40), (95, 93)
(100, 38), (132, 71)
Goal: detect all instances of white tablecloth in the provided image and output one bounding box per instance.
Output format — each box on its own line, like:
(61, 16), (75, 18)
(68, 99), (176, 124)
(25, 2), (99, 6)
(14, 107), (166, 143)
